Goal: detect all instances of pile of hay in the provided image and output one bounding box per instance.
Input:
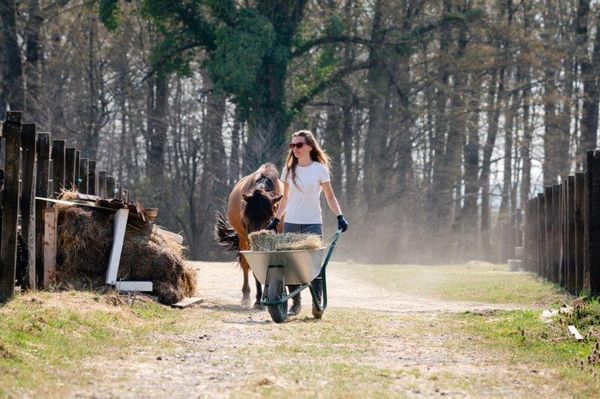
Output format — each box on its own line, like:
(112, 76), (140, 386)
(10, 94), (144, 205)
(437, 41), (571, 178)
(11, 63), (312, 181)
(54, 192), (196, 305)
(248, 230), (323, 251)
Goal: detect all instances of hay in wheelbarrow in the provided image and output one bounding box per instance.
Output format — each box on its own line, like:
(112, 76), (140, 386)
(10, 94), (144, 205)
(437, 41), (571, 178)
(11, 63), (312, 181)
(248, 230), (323, 251)
(54, 197), (197, 305)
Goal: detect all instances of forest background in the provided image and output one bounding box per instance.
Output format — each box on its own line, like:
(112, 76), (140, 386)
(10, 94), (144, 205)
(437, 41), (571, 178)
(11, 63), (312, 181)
(1, 0), (599, 264)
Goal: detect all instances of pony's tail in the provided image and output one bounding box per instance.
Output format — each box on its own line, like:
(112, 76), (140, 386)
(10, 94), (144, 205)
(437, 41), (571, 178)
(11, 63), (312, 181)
(214, 211), (239, 252)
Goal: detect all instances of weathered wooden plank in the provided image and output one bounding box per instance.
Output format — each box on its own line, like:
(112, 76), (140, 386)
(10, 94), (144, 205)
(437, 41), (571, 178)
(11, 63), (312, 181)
(51, 140), (65, 197)
(64, 147), (76, 190)
(568, 325), (584, 341)
(42, 207), (58, 288)
(0, 111), (22, 302)
(574, 173), (585, 295)
(35, 132), (51, 288)
(172, 297), (204, 309)
(20, 124), (37, 290)
(114, 281), (153, 292)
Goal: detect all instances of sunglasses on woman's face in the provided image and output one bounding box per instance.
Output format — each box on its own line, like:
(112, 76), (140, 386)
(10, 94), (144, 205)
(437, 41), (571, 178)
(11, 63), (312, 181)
(289, 142), (305, 149)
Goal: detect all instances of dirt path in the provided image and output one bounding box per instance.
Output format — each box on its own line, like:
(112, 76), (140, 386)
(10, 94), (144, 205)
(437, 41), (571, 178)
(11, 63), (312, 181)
(197, 261), (524, 314)
(71, 262), (573, 398)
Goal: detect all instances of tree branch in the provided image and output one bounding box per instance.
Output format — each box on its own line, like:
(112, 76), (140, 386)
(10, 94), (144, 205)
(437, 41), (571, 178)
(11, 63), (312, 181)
(289, 61), (373, 114)
(291, 35), (374, 57)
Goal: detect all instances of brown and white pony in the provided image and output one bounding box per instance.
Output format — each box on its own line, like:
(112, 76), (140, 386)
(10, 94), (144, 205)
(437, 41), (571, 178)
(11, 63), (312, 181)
(215, 163), (283, 308)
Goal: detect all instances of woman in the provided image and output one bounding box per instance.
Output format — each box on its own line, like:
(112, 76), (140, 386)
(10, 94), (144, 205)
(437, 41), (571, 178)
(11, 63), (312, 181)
(266, 130), (348, 317)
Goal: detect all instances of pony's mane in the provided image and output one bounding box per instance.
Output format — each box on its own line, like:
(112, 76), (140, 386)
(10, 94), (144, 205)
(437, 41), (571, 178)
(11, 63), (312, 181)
(253, 163), (278, 183)
(252, 163), (280, 194)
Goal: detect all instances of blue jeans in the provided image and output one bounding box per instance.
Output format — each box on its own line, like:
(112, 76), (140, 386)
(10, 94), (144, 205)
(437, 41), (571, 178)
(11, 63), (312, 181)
(283, 223), (323, 302)
(283, 223), (323, 237)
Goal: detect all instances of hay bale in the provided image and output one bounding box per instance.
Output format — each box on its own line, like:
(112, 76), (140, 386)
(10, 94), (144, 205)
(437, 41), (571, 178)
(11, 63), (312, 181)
(248, 230), (323, 251)
(55, 202), (196, 305)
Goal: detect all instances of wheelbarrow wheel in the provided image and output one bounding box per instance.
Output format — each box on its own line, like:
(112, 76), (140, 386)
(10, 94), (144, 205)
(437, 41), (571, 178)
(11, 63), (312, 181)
(267, 280), (288, 323)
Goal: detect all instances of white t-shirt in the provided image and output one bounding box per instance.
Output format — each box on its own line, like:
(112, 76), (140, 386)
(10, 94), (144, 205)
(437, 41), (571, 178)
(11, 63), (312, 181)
(281, 162), (331, 224)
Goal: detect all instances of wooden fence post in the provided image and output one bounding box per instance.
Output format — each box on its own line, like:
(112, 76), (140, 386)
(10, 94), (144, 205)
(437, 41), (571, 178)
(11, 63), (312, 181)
(35, 132), (50, 288)
(530, 199), (538, 272)
(88, 160), (97, 195)
(64, 147), (76, 190)
(567, 176), (576, 294)
(537, 193), (545, 277)
(575, 172), (585, 295)
(544, 187), (553, 280)
(43, 207), (58, 288)
(51, 140), (65, 197)
(552, 184), (561, 284)
(79, 158), (89, 194)
(20, 124), (37, 290)
(0, 111), (22, 302)
(98, 171), (107, 198)
(74, 150), (80, 187)
(585, 149), (600, 295)
(558, 182), (565, 287)
(106, 176), (116, 199)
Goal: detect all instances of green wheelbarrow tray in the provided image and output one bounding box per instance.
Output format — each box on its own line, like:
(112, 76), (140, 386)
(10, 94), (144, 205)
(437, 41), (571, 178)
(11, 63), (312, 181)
(240, 230), (342, 315)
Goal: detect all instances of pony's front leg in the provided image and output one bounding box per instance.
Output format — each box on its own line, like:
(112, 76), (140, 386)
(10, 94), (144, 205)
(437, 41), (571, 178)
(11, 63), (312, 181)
(254, 277), (264, 310)
(241, 264), (251, 307)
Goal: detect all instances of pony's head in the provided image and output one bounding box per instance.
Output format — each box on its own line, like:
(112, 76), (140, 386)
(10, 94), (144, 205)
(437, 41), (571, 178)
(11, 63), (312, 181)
(242, 188), (283, 233)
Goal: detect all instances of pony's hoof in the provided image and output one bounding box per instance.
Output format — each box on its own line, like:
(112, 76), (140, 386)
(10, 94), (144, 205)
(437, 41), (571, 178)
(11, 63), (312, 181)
(253, 303), (265, 310)
(241, 297), (251, 307)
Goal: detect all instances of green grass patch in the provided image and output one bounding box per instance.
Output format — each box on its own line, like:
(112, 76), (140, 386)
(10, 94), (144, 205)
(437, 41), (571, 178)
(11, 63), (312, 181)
(0, 291), (183, 397)
(450, 309), (600, 397)
(341, 262), (563, 305)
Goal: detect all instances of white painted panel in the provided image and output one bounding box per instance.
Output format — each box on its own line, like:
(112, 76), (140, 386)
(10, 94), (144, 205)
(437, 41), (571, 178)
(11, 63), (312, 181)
(106, 208), (129, 285)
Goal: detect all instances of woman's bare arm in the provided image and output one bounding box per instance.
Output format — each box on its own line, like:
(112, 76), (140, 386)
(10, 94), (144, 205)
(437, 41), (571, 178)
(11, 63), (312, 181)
(321, 181), (342, 216)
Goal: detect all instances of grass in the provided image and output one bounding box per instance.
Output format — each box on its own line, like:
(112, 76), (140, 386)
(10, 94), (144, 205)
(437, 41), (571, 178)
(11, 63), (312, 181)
(447, 309), (600, 397)
(341, 261), (564, 305)
(1, 262), (599, 398)
(0, 290), (184, 397)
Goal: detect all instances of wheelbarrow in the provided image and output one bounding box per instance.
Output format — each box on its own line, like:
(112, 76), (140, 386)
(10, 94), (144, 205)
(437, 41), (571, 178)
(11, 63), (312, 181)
(240, 230), (343, 323)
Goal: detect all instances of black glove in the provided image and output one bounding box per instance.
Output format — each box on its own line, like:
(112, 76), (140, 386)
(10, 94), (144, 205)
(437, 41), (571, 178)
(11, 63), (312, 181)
(337, 215), (348, 232)
(266, 217), (280, 231)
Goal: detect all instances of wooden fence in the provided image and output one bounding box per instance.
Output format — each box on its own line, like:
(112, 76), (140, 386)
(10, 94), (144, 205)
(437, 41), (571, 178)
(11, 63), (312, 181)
(0, 111), (129, 302)
(524, 149), (600, 296)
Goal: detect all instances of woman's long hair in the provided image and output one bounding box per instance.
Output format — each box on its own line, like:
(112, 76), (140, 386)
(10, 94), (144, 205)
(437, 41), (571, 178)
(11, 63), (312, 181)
(283, 130), (331, 187)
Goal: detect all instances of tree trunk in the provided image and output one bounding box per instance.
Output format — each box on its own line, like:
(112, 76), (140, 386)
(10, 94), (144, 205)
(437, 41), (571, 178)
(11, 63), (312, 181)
(25, 0), (43, 122)
(579, 8), (600, 163)
(461, 74), (482, 254)
(324, 104), (343, 193)
(244, 0), (308, 172)
(481, 67), (505, 258)
(146, 71), (170, 180)
(363, 0), (389, 210)
(229, 110), (242, 186)
(341, 94), (357, 207)
(0, 0), (24, 111)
